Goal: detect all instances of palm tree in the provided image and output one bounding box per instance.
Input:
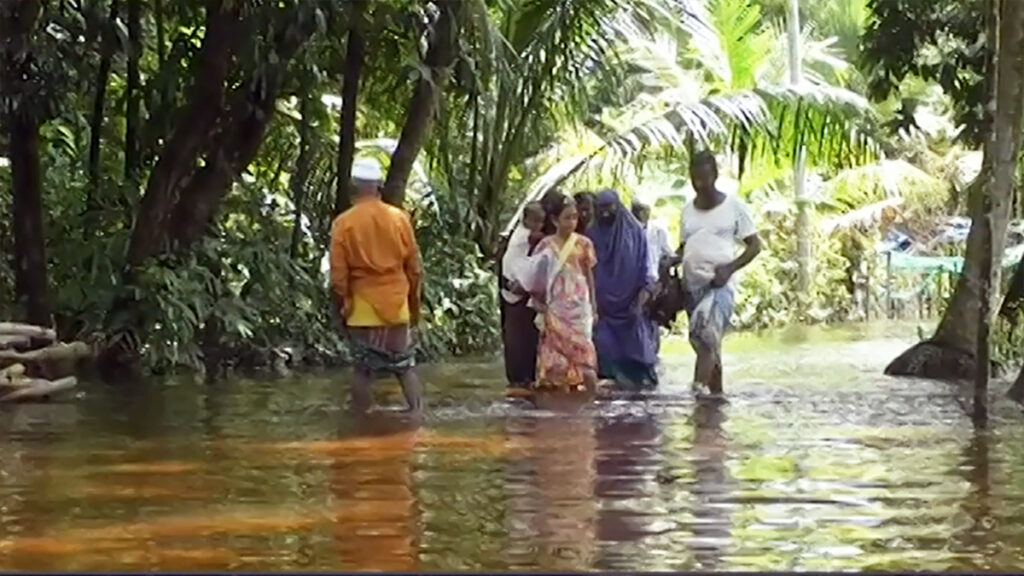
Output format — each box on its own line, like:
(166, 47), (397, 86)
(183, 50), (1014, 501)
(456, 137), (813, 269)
(502, 0), (877, 234)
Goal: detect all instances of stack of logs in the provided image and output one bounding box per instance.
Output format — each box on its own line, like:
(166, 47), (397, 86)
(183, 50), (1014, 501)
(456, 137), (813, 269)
(0, 323), (92, 404)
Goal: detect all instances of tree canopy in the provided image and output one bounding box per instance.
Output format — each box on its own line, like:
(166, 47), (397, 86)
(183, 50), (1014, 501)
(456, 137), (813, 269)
(4, 0), (1016, 381)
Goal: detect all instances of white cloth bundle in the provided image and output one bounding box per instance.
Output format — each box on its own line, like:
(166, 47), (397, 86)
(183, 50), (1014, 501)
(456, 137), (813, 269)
(502, 225), (543, 304)
(682, 228), (735, 290)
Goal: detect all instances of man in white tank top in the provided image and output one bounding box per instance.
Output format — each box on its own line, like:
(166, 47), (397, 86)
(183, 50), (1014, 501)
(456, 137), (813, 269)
(678, 151), (762, 398)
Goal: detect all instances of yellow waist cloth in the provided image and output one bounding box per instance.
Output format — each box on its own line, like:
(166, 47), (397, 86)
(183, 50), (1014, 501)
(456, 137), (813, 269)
(347, 293), (410, 327)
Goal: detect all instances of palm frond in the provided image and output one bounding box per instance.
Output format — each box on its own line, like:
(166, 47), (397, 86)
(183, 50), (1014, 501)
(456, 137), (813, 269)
(505, 83), (876, 227)
(822, 197), (904, 235)
(601, 82), (876, 166)
(500, 152), (592, 237)
(819, 158), (946, 215)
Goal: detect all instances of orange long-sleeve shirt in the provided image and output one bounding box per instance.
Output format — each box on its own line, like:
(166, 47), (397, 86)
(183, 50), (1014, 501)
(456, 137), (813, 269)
(329, 198), (422, 326)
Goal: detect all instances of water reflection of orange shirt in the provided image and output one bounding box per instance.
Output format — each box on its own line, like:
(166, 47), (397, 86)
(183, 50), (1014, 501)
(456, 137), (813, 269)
(330, 198), (422, 326)
(331, 431), (419, 570)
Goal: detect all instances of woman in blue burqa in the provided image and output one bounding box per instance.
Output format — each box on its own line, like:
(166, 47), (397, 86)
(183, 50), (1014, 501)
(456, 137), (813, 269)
(588, 189), (659, 388)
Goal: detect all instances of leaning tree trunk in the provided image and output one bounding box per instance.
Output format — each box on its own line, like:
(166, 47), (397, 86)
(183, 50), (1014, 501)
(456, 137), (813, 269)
(98, 1), (243, 376)
(167, 14), (316, 250)
(334, 0), (366, 216)
(124, 0), (142, 185)
(123, 0), (240, 268)
(290, 92), (314, 258)
(1, 0), (50, 328)
(86, 0), (120, 214)
(103, 4), (317, 375)
(381, 0), (460, 207)
(885, 0), (1024, 381)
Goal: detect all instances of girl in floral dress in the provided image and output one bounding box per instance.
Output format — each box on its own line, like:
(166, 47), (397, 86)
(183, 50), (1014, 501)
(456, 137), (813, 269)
(533, 193), (599, 393)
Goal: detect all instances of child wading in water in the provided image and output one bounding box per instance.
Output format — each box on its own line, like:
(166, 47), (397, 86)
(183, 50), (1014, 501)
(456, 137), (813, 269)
(533, 193), (599, 396)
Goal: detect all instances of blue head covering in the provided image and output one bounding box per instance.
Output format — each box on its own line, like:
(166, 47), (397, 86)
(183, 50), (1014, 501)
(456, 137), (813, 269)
(588, 189), (650, 311)
(588, 190), (657, 369)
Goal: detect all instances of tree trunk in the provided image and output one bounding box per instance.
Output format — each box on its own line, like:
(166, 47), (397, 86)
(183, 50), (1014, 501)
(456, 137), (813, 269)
(167, 16), (315, 250)
(124, 0), (142, 184)
(787, 0), (812, 302)
(999, 252), (1024, 321)
(1010, 362), (1024, 403)
(886, 0), (1024, 381)
(334, 0), (366, 216)
(8, 114), (50, 328)
(100, 3), (315, 375)
(87, 0), (120, 212)
(166, 92), (275, 249)
(381, 0), (460, 207)
(98, 1), (243, 376)
(1, 0), (50, 328)
(124, 1), (240, 268)
(290, 92), (314, 258)
(154, 0), (165, 68)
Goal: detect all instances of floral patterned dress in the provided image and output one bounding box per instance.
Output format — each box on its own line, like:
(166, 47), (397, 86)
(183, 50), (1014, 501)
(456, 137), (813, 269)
(535, 233), (598, 389)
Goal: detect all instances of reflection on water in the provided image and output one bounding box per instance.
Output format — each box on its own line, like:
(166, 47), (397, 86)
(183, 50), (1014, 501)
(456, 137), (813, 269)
(330, 414), (421, 570)
(690, 400), (732, 570)
(594, 399), (661, 569)
(3, 325), (1024, 570)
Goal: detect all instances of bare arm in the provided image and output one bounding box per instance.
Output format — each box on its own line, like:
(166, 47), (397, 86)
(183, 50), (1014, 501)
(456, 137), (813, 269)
(727, 234), (762, 274)
(329, 220), (349, 317)
(726, 199), (762, 274)
(402, 217), (423, 325)
(587, 266), (597, 320)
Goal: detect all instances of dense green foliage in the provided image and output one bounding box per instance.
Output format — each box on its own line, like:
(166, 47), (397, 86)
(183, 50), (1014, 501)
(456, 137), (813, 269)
(0, 0), (1009, 376)
(861, 0), (989, 145)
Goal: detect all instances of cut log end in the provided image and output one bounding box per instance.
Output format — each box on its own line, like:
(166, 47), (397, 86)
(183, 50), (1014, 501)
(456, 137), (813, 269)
(0, 334), (33, 350)
(0, 376), (77, 403)
(0, 362), (26, 382)
(0, 322), (56, 344)
(0, 341), (92, 368)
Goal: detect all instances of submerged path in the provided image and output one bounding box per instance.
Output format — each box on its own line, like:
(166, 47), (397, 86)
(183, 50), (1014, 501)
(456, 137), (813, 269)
(1, 323), (1022, 570)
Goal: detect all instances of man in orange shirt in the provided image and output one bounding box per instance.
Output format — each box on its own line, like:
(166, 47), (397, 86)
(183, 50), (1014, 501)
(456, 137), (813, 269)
(330, 158), (423, 412)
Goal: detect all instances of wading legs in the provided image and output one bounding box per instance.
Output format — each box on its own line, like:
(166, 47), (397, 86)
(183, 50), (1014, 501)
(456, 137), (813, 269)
(692, 340), (723, 395)
(351, 368), (374, 413)
(398, 369), (423, 412)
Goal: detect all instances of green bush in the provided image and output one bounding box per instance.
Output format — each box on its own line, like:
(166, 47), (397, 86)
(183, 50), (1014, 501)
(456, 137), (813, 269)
(734, 209), (853, 330)
(415, 193), (501, 360)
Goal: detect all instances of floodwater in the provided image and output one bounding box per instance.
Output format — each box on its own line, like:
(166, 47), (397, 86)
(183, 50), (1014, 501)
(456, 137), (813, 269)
(2, 323), (1024, 570)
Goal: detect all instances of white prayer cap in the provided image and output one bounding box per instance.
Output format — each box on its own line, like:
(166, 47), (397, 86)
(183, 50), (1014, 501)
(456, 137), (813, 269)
(351, 157), (383, 182)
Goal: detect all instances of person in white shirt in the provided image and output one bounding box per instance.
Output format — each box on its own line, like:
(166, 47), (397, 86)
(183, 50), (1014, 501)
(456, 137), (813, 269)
(679, 151), (761, 398)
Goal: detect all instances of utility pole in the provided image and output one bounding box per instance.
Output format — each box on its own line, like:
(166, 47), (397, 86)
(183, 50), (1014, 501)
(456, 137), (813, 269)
(788, 0), (812, 300)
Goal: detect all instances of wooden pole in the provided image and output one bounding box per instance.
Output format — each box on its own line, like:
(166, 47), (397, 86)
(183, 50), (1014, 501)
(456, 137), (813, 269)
(885, 251), (893, 320)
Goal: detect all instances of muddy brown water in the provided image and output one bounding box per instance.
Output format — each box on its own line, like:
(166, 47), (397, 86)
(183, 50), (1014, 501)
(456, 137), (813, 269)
(2, 323), (1024, 570)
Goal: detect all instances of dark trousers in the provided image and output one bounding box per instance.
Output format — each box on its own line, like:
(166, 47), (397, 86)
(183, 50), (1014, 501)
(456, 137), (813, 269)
(502, 298), (539, 385)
